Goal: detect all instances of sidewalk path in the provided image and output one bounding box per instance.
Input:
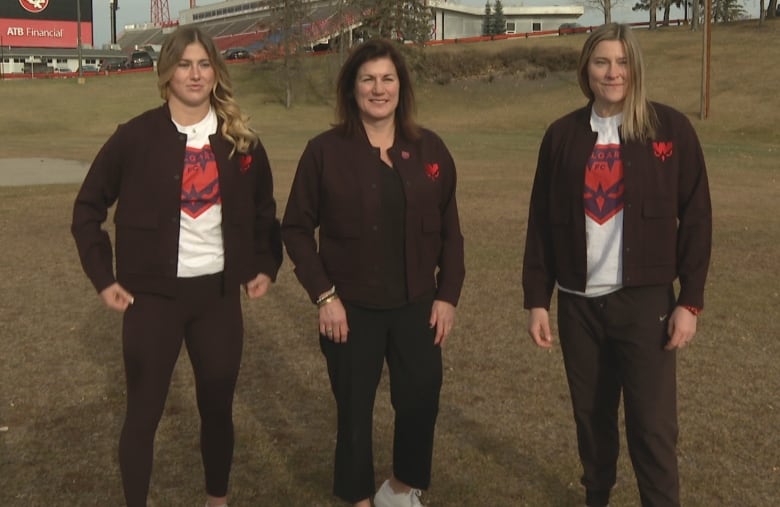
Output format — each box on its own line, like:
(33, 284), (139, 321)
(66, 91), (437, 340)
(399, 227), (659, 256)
(0, 158), (88, 186)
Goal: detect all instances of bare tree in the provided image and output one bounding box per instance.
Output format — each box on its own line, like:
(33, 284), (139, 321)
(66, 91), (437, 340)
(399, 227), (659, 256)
(649, 0), (658, 28)
(690, 0), (701, 30)
(269, 0), (307, 108)
(359, 0), (433, 45)
(585, 0), (621, 24)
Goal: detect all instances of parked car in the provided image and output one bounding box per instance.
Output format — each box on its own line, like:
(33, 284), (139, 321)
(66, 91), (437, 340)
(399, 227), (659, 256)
(103, 59), (128, 71)
(222, 47), (250, 60)
(558, 22), (583, 35)
(53, 66), (71, 73)
(128, 50), (154, 69)
(78, 64), (100, 73)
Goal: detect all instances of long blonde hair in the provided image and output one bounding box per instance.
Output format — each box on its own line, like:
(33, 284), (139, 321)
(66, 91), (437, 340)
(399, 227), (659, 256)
(577, 23), (657, 142)
(157, 26), (258, 157)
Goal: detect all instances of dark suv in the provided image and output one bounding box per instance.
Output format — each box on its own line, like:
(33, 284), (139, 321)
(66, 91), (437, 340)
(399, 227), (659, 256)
(223, 47), (250, 60)
(103, 59), (128, 71)
(128, 51), (154, 69)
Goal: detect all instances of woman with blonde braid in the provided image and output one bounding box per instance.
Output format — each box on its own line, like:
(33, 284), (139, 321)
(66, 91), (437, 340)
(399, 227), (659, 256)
(72, 26), (282, 507)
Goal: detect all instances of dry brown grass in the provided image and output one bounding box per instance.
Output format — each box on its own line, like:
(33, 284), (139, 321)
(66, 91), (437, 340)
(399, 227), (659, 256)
(1, 21), (779, 506)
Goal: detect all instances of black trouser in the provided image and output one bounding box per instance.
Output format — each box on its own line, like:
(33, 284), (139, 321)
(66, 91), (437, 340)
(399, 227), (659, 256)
(320, 298), (442, 503)
(557, 285), (680, 507)
(118, 273), (243, 507)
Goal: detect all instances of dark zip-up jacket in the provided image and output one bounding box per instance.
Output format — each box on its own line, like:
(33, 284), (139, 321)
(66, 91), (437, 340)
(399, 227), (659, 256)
(72, 104), (282, 296)
(523, 102), (711, 310)
(282, 127), (465, 307)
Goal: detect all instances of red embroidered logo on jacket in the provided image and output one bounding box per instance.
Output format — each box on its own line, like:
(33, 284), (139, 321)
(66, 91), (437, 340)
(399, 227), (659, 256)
(653, 141), (673, 161)
(239, 154), (252, 173)
(425, 162), (440, 181)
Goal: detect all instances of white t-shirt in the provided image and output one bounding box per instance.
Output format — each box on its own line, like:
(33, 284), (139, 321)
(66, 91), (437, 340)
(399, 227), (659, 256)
(172, 107), (225, 277)
(560, 110), (625, 297)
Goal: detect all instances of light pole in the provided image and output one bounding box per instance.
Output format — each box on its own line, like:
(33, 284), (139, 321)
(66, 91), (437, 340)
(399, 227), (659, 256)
(77, 0), (83, 77)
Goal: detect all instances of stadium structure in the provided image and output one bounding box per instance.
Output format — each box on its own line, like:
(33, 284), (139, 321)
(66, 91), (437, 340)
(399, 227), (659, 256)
(1, 0), (584, 77)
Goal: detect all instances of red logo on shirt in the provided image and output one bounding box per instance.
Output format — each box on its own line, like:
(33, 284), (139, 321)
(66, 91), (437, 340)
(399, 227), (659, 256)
(239, 154), (252, 174)
(425, 162), (440, 181)
(653, 141), (673, 161)
(584, 144), (624, 225)
(181, 146), (221, 218)
(20, 0), (49, 13)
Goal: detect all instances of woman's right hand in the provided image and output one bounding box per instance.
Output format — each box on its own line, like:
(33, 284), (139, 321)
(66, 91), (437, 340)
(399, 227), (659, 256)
(99, 282), (135, 312)
(528, 307), (554, 348)
(319, 298), (349, 343)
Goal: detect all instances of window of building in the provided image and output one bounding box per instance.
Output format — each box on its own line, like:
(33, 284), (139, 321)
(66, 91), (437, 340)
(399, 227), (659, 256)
(506, 21), (516, 34)
(532, 22), (541, 31)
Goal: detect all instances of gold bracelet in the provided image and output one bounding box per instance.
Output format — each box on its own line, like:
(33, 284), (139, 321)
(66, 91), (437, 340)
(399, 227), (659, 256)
(317, 293), (339, 308)
(316, 285), (336, 305)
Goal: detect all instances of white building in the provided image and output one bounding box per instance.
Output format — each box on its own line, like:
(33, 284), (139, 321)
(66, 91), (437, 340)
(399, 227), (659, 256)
(428, 0), (584, 40)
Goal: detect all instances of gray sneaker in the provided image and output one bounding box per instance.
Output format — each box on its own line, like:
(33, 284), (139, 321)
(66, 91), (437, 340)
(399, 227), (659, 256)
(373, 479), (424, 507)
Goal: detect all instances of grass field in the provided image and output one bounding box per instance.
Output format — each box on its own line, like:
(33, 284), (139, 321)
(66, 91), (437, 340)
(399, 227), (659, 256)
(1, 21), (778, 506)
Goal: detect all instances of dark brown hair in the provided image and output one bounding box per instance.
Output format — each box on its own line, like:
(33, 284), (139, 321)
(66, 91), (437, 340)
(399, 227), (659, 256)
(335, 38), (420, 140)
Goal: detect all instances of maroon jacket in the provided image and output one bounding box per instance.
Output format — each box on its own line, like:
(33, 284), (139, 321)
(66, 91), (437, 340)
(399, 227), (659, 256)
(523, 102), (712, 310)
(71, 104), (282, 297)
(282, 127), (465, 306)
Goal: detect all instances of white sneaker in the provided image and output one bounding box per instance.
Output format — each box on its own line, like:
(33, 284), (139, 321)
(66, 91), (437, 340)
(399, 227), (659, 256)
(373, 479), (424, 507)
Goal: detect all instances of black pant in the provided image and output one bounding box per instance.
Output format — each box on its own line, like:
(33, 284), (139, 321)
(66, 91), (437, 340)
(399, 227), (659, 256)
(118, 273), (243, 506)
(557, 285), (680, 507)
(320, 298), (443, 503)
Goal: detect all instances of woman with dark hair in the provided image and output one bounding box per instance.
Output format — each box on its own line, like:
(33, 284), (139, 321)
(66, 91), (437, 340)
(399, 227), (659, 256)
(522, 23), (711, 507)
(282, 38), (465, 507)
(71, 26), (282, 507)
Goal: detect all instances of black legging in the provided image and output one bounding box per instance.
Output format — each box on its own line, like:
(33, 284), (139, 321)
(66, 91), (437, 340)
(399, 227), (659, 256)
(118, 273), (243, 506)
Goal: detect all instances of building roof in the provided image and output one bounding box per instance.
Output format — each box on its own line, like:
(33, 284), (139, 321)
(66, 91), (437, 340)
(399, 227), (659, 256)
(428, 0), (584, 17)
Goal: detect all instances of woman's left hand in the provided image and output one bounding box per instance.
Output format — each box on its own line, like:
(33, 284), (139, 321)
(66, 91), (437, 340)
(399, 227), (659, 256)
(245, 273), (272, 299)
(430, 300), (456, 346)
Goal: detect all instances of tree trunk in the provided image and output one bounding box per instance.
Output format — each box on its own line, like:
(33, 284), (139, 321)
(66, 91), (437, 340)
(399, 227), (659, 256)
(650, 0), (658, 28)
(691, 0), (700, 30)
(759, 0), (765, 24)
(283, 51), (292, 109)
(663, 2), (671, 25)
(767, 0), (777, 17)
(604, 0), (612, 23)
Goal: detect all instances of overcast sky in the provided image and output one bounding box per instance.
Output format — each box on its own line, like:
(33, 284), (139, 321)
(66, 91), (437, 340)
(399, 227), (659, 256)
(91, 0), (695, 48)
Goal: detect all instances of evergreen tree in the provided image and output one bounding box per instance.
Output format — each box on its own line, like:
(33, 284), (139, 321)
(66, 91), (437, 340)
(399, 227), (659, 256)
(493, 0), (507, 34)
(482, 1), (493, 36)
(713, 0), (747, 21)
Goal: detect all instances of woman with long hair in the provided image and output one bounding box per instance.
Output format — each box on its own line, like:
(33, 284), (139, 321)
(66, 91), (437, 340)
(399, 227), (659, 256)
(72, 26), (282, 507)
(523, 23), (711, 507)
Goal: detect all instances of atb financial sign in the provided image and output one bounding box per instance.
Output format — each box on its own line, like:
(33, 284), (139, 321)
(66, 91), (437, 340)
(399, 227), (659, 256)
(1, 0), (94, 49)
